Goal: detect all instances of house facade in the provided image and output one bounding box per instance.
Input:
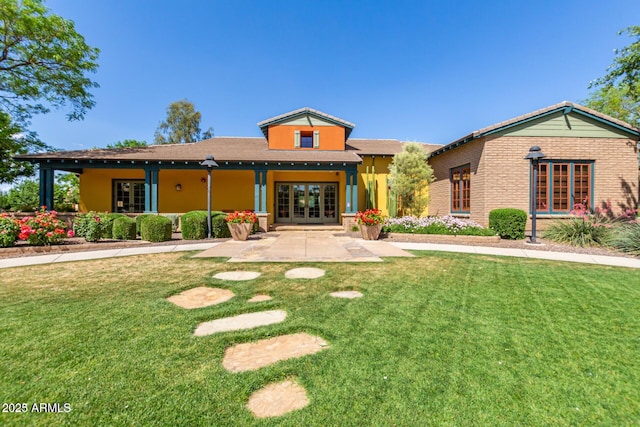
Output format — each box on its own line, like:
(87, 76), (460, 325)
(17, 108), (438, 231)
(428, 102), (640, 228)
(15, 102), (640, 232)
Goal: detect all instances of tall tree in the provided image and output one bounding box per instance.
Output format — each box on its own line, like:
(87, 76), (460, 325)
(583, 84), (639, 127)
(0, 0), (99, 182)
(589, 26), (640, 101)
(154, 99), (214, 144)
(388, 142), (435, 216)
(0, 0), (100, 122)
(0, 111), (47, 183)
(106, 139), (148, 149)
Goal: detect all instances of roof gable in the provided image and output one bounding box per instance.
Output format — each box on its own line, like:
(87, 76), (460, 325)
(430, 101), (640, 158)
(258, 107), (355, 140)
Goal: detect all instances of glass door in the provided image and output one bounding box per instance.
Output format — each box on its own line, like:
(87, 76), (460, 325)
(275, 183), (338, 223)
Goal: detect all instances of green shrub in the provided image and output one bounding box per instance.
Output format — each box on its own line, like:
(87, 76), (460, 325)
(161, 214), (180, 232)
(104, 213), (126, 238)
(489, 208), (527, 240)
(181, 210), (208, 239)
(212, 214), (231, 238)
(542, 217), (613, 247)
(135, 214), (154, 236)
(140, 215), (172, 242)
(74, 211), (109, 241)
(112, 216), (137, 240)
(608, 222), (640, 254)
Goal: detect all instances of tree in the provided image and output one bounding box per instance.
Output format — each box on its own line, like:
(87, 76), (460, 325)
(388, 142), (435, 216)
(0, 111), (49, 183)
(583, 84), (639, 127)
(0, 0), (100, 122)
(154, 99), (214, 144)
(106, 139), (148, 149)
(589, 26), (640, 101)
(2, 173), (78, 212)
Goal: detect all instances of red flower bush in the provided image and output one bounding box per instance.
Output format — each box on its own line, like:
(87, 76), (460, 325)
(355, 209), (385, 226)
(17, 207), (69, 246)
(224, 210), (257, 224)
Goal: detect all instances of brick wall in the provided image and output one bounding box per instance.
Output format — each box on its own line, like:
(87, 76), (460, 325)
(429, 135), (639, 228)
(428, 139), (486, 223)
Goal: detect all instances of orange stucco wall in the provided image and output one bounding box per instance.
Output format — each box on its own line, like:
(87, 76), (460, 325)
(79, 168), (144, 212)
(267, 124), (345, 150)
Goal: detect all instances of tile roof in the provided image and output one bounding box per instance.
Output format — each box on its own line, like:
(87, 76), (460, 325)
(16, 137), (439, 165)
(429, 101), (640, 157)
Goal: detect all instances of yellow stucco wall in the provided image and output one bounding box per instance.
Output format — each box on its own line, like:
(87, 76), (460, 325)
(79, 168), (255, 213)
(357, 156), (394, 216)
(79, 168), (145, 212)
(79, 164), (421, 219)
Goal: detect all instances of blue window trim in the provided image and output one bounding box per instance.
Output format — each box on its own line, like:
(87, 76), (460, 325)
(450, 164), (471, 214)
(532, 160), (594, 215)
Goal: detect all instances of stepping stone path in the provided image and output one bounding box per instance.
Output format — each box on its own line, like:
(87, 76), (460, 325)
(248, 294), (272, 303)
(167, 287), (234, 309)
(213, 271), (261, 281)
(284, 267), (325, 279)
(222, 332), (329, 373)
(247, 379), (309, 418)
(330, 290), (363, 299)
(194, 310), (287, 336)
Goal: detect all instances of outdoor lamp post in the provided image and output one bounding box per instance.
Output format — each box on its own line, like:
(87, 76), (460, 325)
(525, 146), (546, 244)
(200, 154), (218, 238)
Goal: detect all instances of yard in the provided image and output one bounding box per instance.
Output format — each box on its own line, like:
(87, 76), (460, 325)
(0, 251), (639, 426)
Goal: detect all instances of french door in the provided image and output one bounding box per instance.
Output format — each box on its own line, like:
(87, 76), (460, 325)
(276, 183), (338, 223)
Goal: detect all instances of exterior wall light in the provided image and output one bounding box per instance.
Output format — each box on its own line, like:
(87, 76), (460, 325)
(175, 184), (182, 192)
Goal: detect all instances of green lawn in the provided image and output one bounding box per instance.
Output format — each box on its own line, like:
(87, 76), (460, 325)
(0, 252), (639, 426)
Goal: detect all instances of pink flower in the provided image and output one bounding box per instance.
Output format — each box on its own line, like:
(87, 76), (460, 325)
(67, 230), (75, 238)
(46, 232), (54, 237)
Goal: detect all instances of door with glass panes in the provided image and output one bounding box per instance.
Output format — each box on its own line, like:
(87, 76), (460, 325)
(113, 180), (145, 213)
(276, 183), (337, 223)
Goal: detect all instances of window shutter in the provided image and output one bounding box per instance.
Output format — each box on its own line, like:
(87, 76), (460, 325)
(313, 130), (320, 148)
(294, 130), (300, 148)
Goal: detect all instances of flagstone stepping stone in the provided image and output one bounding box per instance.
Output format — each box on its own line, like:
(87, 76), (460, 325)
(330, 290), (363, 299)
(213, 271), (261, 281)
(167, 287), (234, 309)
(247, 379), (309, 418)
(248, 294), (273, 303)
(194, 310), (287, 336)
(284, 267), (325, 279)
(222, 332), (329, 373)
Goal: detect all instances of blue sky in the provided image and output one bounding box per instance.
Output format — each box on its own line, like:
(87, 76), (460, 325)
(30, 0), (640, 151)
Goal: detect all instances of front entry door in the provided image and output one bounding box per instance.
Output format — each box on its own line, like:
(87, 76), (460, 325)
(277, 183), (337, 223)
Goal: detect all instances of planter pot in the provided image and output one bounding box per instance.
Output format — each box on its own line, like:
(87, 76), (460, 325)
(360, 223), (382, 240)
(227, 222), (252, 241)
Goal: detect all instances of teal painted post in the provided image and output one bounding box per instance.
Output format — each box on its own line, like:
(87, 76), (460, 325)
(144, 169), (152, 213)
(39, 167), (54, 210)
(260, 170), (267, 213)
(39, 167), (47, 209)
(151, 169), (158, 212)
(352, 170), (358, 213)
(345, 171), (352, 213)
(254, 170), (260, 212)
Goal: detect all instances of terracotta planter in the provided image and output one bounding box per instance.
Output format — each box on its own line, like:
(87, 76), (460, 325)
(360, 223), (382, 240)
(227, 222), (252, 241)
